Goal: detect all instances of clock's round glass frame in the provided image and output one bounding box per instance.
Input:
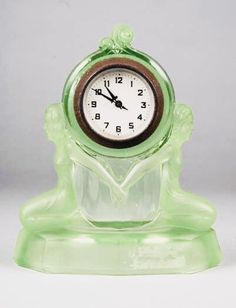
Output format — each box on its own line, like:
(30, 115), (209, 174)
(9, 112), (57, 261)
(74, 58), (164, 149)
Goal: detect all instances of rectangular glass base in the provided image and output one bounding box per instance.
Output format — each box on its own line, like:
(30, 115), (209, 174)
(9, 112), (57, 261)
(15, 228), (221, 275)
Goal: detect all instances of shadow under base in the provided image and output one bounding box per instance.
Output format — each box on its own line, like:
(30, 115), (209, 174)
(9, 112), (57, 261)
(15, 228), (221, 275)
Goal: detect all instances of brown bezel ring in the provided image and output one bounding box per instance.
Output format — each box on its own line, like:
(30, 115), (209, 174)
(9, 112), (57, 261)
(74, 57), (164, 149)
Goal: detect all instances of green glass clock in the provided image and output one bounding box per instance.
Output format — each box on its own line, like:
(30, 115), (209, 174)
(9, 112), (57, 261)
(15, 25), (221, 274)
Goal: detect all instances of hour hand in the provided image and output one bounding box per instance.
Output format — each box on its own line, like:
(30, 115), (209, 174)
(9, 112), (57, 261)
(104, 85), (117, 101)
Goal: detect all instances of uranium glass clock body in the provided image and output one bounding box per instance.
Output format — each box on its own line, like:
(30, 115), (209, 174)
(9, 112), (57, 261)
(70, 56), (167, 225)
(15, 25), (221, 274)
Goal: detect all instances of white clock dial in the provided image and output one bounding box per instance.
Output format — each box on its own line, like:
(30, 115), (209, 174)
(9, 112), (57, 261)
(82, 68), (156, 142)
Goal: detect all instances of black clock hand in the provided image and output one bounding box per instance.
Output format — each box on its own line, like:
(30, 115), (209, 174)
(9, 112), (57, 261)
(92, 88), (128, 110)
(104, 85), (117, 101)
(114, 100), (128, 111)
(92, 89), (113, 103)
(104, 85), (128, 111)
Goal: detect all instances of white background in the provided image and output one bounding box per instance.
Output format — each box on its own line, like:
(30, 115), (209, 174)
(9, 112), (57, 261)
(0, 0), (235, 307)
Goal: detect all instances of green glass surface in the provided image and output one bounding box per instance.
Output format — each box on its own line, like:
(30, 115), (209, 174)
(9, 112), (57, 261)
(15, 25), (221, 274)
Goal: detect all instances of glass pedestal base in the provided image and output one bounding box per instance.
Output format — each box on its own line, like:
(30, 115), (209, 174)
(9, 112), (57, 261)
(15, 228), (221, 275)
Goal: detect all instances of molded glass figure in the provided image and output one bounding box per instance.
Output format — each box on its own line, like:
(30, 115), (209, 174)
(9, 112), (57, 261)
(15, 25), (221, 274)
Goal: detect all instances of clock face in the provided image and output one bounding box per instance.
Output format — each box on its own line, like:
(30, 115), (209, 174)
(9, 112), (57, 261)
(74, 59), (164, 148)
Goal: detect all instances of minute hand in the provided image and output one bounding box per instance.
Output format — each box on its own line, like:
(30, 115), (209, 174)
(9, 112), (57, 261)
(92, 89), (113, 103)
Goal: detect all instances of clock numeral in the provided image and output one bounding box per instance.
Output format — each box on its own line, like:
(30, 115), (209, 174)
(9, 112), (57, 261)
(138, 89), (143, 96)
(116, 125), (121, 133)
(130, 81), (133, 87)
(115, 77), (123, 84)
(141, 102), (146, 108)
(91, 101), (97, 108)
(94, 89), (102, 95)
(104, 80), (110, 87)
(129, 122), (134, 129)
(137, 114), (143, 120)
(104, 122), (109, 128)
(95, 113), (100, 120)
